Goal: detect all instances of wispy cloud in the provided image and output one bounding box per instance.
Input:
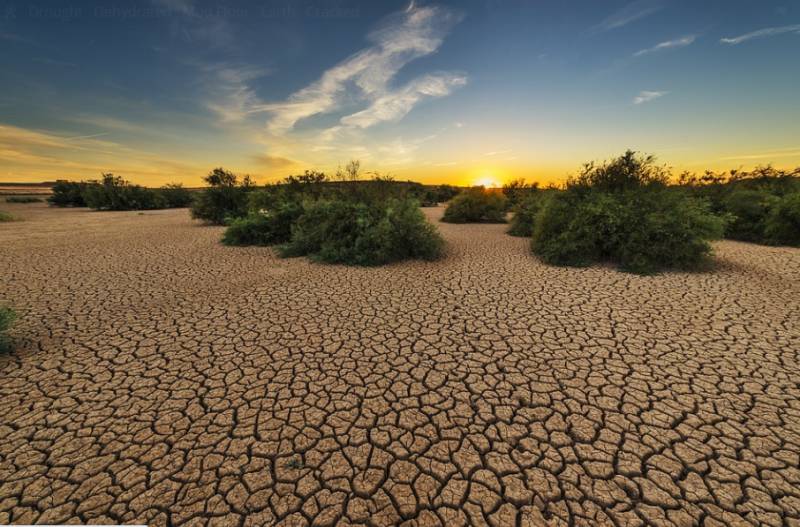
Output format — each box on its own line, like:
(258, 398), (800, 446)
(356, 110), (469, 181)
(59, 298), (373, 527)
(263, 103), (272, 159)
(719, 148), (800, 161)
(634, 35), (696, 56)
(339, 73), (466, 129)
(255, 5), (465, 134)
(633, 90), (668, 104)
(483, 149), (512, 157)
(594, 0), (662, 32)
(204, 64), (270, 122)
(251, 154), (298, 168)
(720, 24), (800, 45)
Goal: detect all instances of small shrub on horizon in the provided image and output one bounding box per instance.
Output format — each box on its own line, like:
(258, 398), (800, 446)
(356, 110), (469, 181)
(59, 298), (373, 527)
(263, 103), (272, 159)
(191, 168), (254, 225)
(6, 196), (43, 203)
(83, 173), (168, 211)
(159, 183), (194, 208)
(0, 306), (16, 353)
(441, 187), (508, 223)
(48, 180), (88, 207)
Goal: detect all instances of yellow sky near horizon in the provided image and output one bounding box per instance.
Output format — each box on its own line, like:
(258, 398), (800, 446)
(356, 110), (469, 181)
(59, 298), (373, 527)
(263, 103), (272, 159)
(2, 123), (799, 188)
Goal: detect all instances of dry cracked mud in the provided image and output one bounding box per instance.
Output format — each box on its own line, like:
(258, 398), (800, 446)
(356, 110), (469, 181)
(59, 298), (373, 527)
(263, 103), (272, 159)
(1, 203), (800, 526)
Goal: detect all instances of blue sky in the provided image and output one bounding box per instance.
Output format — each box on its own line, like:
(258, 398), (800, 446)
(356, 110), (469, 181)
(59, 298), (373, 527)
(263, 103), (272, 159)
(1, 0), (799, 185)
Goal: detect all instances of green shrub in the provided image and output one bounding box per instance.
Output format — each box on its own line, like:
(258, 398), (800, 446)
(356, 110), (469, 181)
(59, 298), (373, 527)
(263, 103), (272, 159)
(5, 196), (43, 203)
(0, 211), (16, 222)
(0, 306), (15, 353)
(159, 183), (193, 208)
(82, 174), (167, 211)
(507, 192), (547, 237)
(441, 188), (508, 223)
(502, 179), (538, 208)
(531, 152), (727, 274)
(722, 189), (776, 243)
(48, 180), (88, 207)
(191, 168), (253, 225)
(280, 198), (443, 265)
(764, 192), (800, 246)
(222, 200), (303, 246)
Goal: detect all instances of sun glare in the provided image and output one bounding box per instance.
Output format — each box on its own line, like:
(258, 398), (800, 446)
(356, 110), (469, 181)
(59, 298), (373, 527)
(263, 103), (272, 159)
(474, 176), (500, 188)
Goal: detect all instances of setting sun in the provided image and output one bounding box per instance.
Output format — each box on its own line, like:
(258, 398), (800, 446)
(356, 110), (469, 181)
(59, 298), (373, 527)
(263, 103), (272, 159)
(474, 176), (500, 189)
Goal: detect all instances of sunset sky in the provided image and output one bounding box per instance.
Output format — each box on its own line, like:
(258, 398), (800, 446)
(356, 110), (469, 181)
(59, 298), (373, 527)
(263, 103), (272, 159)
(2, 0), (799, 186)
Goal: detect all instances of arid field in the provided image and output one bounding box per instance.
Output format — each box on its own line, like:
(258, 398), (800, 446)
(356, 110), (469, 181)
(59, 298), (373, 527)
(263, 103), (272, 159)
(1, 202), (799, 526)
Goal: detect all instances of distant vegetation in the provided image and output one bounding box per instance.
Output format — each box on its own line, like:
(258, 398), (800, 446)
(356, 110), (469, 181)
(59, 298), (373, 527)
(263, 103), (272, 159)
(219, 161), (444, 266)
(0, 211), (17, 222)
(5, 196), (43, 203)
(190, 168), (255, 224)
(49, 175), (193, 211)
(441, 187), (508, 223)
(517, 151), (727, 274)
(677, 166), (800, 247)
(0, 306), (15, 353)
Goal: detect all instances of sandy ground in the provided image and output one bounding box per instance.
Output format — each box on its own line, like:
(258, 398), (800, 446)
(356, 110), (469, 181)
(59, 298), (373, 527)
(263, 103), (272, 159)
(1, 202), (799, 526)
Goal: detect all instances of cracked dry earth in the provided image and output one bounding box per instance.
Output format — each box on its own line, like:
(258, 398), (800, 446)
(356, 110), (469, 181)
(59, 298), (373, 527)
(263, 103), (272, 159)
(1, 203), (800, 527)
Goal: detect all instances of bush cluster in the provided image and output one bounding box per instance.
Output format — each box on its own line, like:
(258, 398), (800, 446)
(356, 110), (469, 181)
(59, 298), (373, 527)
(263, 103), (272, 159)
(220, 161), (445, 266)
(190, 168), (254, 224)
(48, 176), (193, 211)
(679, 167), (800, 246)
(0, 211), (16, 222)
(441, 188), (508, 223)
(526, 151), (727, 274)
(0, 306), (15, 353)
(280, 198), (443, 265)
(5, 196), (43, 203)
(507, 191), (548, 237)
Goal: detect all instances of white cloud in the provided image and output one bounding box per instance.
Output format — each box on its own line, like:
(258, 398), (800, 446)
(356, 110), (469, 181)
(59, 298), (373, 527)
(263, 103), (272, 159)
(339, 73), (466, 129)
(594, 0), (662, 32)
(720, 24), (800, 45)
(634, 35), (696, 56)
(633, 90), (668, 104)
(255, 4), (464, 134)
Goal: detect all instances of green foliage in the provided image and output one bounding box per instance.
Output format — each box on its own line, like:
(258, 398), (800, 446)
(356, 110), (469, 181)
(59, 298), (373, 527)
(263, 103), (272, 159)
(502, 179), (539, 208)
(531, 152), (727, 274)
(441, 188), (508, 223)
(569, 150), (669, 193)
(222, 200), (304, 246)
(82, 174), (168, 210)
(507, 192), (547, 237)
(722, 189), (777, 243)
(5, 196), (43, 203)
(764, 193), (800, 246)
(48, 180), (88, 207)
(0, 306), (15, 353)
(190, 168), (254, 225)
(0, 211), (16, 222)
(280, 198), (443, 266)
(159, 183), (193, 208)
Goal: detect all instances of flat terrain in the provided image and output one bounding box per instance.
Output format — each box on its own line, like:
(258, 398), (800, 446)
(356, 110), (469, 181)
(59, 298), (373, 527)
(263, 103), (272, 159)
(1, 203), (799, 527)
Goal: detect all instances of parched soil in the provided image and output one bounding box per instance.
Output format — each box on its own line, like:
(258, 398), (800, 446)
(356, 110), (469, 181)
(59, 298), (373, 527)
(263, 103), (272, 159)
(1, 203), (799, 526)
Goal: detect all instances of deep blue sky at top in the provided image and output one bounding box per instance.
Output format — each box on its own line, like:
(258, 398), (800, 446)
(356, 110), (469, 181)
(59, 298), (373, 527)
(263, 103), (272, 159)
(1, 0), (799, 184)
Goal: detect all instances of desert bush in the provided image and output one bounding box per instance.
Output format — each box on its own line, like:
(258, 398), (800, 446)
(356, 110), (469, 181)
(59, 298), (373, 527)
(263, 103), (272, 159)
(159, 183), (193, 208)
(222, 200), (303, 246)
(502, 179), (539, 208)
(191, 168), (254, 225)
(722, 189), (776, 243)
(6, 196), (43, 203)
(48, 180), (88, 207)
(0, 306), (15, 352)
(531, 151), (726, 274)
(82, 174), (166, 211)
(764, 193), (800, 246)
(0, 211), (16, 222)
(441, 188), (508, 223)
(507, 192), (548, 237)
(280, 198), (443, 265)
